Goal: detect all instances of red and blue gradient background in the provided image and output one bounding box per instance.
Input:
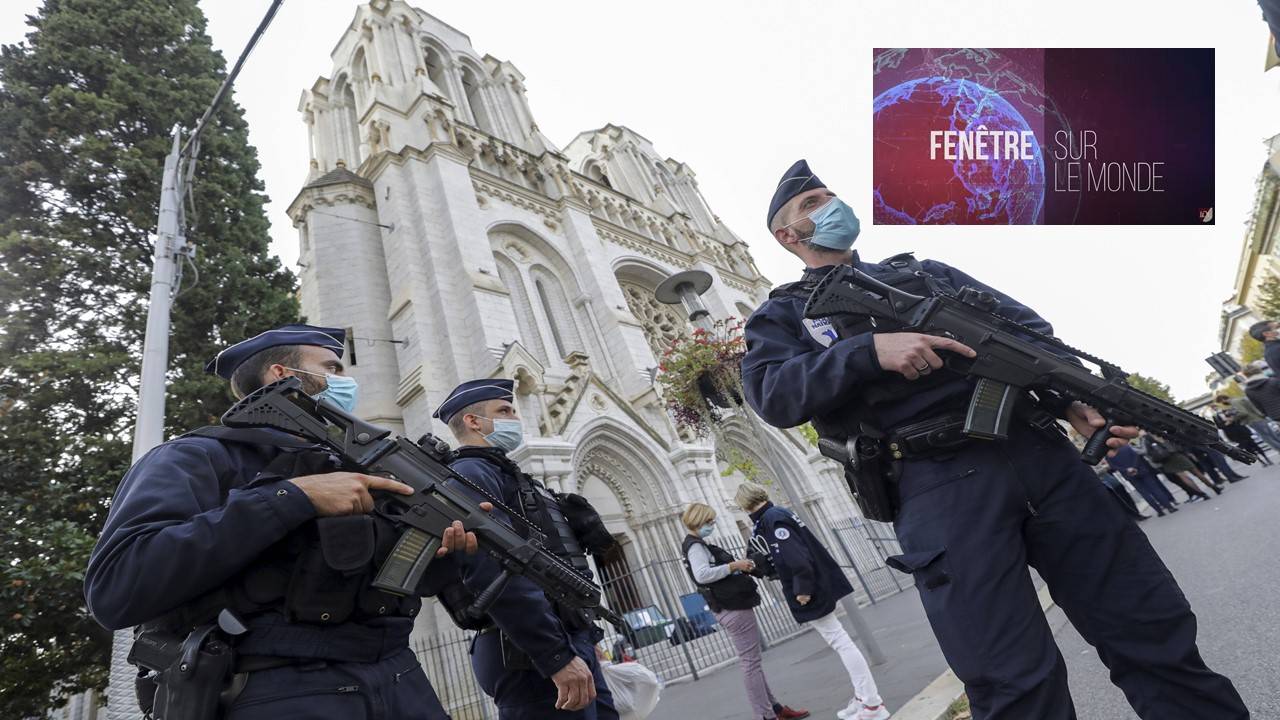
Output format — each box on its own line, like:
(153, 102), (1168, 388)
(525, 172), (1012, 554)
(872, 48), (1214, 225)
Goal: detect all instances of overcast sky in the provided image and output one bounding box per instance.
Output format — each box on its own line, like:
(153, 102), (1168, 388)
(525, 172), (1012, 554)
(4, 0), (1280, 400)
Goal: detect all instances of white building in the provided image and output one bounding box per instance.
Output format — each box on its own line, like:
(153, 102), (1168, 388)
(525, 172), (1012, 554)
(286, 0), (864, 642)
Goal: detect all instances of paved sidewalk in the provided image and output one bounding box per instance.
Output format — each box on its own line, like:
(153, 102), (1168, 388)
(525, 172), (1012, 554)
(652, 589), (947, 719)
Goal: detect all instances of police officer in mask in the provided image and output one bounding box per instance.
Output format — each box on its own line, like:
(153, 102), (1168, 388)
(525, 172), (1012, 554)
(86, 324), (485, 719)
(740, 161), (1248, 720)
(436, 379), (618, 719)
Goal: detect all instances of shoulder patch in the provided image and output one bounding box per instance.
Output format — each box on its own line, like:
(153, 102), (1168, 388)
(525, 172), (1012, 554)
(773, 527), (791, 541)
(802, 317), (838, 347)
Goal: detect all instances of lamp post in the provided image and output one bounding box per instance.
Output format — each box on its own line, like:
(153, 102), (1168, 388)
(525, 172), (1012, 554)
(655, 270), (886, 665)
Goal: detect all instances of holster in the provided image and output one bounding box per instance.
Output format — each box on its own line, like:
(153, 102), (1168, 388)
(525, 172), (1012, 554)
(820, 434), (899, 522)
(129, 624), (235, 720)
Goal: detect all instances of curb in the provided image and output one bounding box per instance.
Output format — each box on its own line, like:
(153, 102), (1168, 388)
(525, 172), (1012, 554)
(891, 584), (1058, 720)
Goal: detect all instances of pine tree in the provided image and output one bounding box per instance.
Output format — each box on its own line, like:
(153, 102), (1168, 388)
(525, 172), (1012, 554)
(0, 1), (298, 714)
(1255, 271), (1280, 321)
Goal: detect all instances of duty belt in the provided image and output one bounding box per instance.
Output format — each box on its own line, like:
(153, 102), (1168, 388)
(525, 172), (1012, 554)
(886, 414), (970, 460)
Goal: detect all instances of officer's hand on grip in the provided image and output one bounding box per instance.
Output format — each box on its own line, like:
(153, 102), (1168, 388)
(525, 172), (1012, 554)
(729, 559), (755, 573)
(437, 503), (493, 557)
(873, 332), (977, 381)
(1066, 402), (1138, 457)
(551, 655), (596, 711)
(289, 472), (413, 516)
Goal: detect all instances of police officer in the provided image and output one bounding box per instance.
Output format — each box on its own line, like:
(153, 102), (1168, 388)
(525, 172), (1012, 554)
(435, 379), (617, 719)
(735, 483), (887, 720)
(740, 160), (1248, 719)
(85, 324), (483, 719)
(1247, 319), (1280, 375)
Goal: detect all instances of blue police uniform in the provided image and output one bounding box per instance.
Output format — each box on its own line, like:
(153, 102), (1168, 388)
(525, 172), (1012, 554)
(435, 380), (617, 720)
(748, 501), (852, 623)
(1106, 443), (1179, 515)
(740, 162), (1248, 719)
(85, 325), (450, 720)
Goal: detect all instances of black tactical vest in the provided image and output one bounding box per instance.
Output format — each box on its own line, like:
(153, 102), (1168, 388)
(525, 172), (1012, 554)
(155, 426), (421, 632)
(680, 535), (760, 612)
(451, 446), (600, 632)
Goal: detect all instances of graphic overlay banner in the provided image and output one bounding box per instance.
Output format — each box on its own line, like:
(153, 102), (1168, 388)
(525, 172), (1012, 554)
(872, 49), (1214, 225)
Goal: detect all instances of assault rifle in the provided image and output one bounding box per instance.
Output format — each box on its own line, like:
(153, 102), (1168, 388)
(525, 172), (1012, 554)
(804, 266), (1255, 466)
(221, 377), (623, 629)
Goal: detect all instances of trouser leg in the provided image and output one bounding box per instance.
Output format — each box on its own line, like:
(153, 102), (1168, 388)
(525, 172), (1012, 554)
(808, 612), (881, 707)
(891, 442), (1074, 720)
(717, 608), (776, 718)
(1015, 431), (1249, 720)
(1248, 421), (1280, 452)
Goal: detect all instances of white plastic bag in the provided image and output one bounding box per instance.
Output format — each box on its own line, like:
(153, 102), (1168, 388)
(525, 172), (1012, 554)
(600, 660), (662, 720)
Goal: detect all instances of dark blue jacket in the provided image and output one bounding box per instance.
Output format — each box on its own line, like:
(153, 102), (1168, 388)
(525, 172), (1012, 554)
(84, 430), (415, 660)
(741, 255), (1061, 431)
(749, 502), (852, 623)
(1105, 443), (1158, 480)
(1265, 341), (1280, 377)
(448, 453), (578, 678)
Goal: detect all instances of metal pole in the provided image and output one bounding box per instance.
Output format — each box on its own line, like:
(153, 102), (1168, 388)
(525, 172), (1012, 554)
(130, 128), (184, 463)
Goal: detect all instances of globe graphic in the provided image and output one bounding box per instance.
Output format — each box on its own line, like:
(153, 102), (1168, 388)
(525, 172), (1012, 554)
(873, 77), (1045, 225)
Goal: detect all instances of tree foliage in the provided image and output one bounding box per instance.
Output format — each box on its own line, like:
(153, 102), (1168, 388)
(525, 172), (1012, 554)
(0, 0), (298, 714)
(1126, 373), (1175, 403)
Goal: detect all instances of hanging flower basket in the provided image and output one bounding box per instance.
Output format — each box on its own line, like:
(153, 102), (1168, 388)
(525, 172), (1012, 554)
(655, 318), (747, 435)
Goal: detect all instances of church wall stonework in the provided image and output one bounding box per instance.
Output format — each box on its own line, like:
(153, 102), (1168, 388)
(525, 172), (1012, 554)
(290, 0), (863, 660)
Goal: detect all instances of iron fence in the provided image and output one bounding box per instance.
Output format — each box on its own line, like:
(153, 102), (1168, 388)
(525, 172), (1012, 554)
(412, 516), (913, 717)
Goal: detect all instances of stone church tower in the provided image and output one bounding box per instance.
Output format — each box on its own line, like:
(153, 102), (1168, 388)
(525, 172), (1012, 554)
(286, 0), (864, 641)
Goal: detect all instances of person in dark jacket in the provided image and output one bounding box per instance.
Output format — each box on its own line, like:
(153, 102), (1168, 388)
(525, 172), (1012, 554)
(680, 503), (809, 720)
(439, 379), (616, 720)
(1211, 404), (1273, 466)
(85, 324), (485, 720)
(736, 483), (889, 720)
(1138, 434), (1218, 501)
(742, 157), (1246, 720)
(1241, 364), (1280, 421)
(1248, 319), (1280, 376)
(1106, 444), (1179, 516)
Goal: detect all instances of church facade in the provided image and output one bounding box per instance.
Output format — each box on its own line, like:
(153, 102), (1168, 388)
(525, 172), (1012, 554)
(286, 0), (864, 639)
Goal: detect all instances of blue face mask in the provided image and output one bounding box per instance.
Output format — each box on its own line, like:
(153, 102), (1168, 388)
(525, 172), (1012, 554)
(788, 197), (861, 251)
(285, 367), (359, 414)
(478, 417), (524, 453)
(698, 523), (715, 539)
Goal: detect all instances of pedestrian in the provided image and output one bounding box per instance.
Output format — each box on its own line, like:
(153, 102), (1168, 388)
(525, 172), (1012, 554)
(1213, 390), (1280, 454)
(1138, 434), (1218, 501)
(1211, 404), (1273, 465)
(439, 379), (618, 719)
(1185, 445), (1246, 485)
(1106, 443), (1178, 516)
(735, 482), (890, 720)
(85, 324), (483, 719)
(1094, 464), (1147, 519)
(679, 502), (810, 720)
(740, 158), (1247, 719)
(1240, 364), (1280, 421)
(1247, 319), (1280, 376)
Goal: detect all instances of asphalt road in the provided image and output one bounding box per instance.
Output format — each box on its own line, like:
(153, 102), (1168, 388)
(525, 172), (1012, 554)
(1057, 466), (1280, 719)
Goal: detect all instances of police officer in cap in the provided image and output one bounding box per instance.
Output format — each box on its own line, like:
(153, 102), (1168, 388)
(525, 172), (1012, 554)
(740, 161), (1248, 719)
(86, 324), (485, 719)
(435, 379), (618, 719)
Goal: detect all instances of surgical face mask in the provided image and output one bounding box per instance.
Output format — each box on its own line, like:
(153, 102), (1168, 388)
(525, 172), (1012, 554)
(783, 197), (861, 251)
(476, 416), (523, 453)
(698, 523), (715, 539)
(284, 367), (359, 414)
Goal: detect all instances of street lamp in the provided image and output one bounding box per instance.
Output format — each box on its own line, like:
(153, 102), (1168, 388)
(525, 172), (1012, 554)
(654, 270), (887, 665)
